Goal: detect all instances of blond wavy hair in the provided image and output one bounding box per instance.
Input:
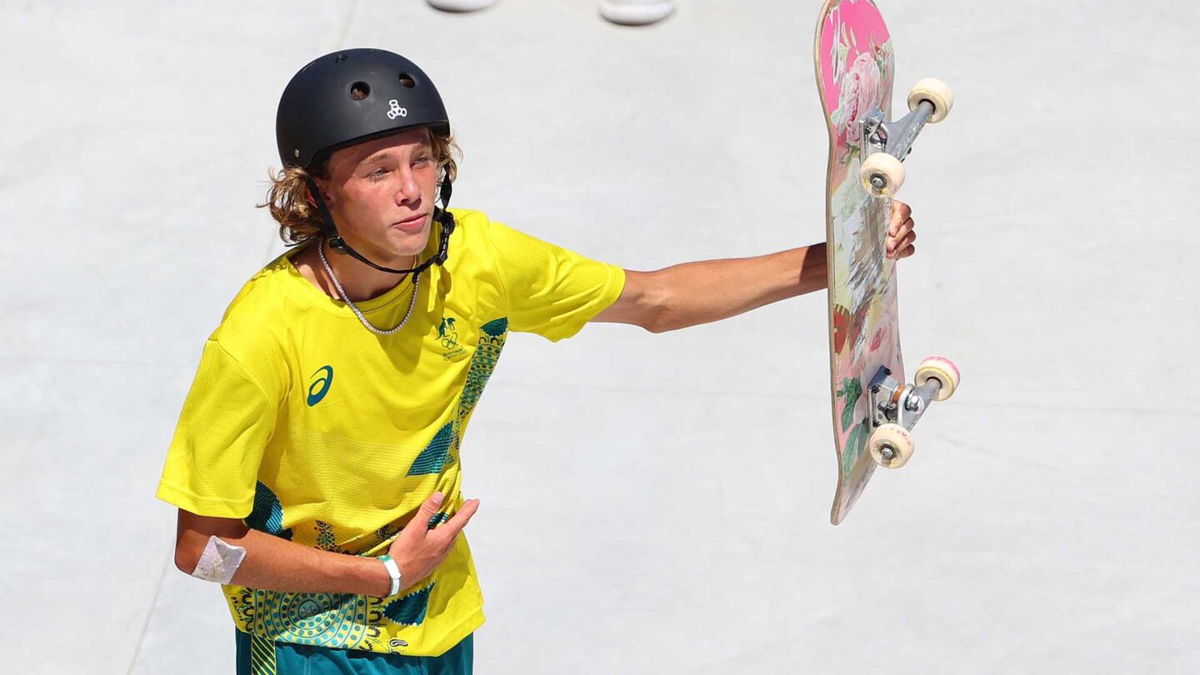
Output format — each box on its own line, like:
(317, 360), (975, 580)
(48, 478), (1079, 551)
(260, 131), (461, 246)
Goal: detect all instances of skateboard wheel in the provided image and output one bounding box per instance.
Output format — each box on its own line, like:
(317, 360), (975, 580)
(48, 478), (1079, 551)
(915, 356), (960, 402)
(907, 78), (954, 124)
(868, 423), (915, 469)
(859, 152), (905, 197)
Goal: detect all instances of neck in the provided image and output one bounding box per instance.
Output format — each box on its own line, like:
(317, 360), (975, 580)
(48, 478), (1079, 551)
(320, 238), (417, 302)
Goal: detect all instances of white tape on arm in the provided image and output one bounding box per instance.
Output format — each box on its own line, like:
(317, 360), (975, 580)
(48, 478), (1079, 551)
(190, 535), (247, 584)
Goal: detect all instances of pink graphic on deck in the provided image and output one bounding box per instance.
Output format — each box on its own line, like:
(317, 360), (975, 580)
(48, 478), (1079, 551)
(819, 1), (890, 115)
(820, 1), (892, 165)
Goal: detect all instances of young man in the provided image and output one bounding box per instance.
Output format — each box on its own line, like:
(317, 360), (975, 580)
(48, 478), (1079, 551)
(157, 48), (916, 674)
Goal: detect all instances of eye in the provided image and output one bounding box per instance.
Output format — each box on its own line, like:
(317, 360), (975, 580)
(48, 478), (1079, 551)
(367, 167), (389, 179)
(413, 155), (432, 167)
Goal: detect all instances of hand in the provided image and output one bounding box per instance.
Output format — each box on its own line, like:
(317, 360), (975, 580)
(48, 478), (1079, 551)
(886, 201), (916, 260)
(387, 492), (480, 593)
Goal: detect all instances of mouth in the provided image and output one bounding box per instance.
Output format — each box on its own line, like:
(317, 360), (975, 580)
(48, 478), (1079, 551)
(392, 213), (428, 232)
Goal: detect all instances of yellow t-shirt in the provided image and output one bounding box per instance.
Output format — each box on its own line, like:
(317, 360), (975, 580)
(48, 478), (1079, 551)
(156, 209), (625, 656)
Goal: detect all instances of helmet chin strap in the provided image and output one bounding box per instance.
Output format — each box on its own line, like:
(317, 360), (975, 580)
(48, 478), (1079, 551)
(302, 175), (456, 276)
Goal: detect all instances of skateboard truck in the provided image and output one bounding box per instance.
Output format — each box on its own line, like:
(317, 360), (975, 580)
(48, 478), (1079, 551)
(858, 78), (954, 198)
(865, 356), (961, 468)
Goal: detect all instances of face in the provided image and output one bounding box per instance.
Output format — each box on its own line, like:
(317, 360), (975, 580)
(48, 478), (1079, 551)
(317, 128), (440, 265)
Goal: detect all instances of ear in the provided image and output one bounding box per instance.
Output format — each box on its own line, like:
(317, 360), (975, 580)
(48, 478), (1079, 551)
(308, 176), (336, 210)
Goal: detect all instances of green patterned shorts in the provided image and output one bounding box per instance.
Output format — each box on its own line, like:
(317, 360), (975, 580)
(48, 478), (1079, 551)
(235, 631), (473, 675)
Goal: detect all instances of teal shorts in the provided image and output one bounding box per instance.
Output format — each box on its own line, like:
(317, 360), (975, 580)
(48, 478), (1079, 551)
(235, 631), (473, 675)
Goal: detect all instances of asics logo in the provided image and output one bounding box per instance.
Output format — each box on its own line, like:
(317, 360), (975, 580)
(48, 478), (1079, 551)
(307, 365), (334, 406)
(386, 99), (408, 120)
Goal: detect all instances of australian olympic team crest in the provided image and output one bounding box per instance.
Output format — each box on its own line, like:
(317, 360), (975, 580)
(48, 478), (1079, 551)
(437, 317), (467, 362)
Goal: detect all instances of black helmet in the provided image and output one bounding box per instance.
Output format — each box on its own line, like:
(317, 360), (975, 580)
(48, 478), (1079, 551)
(274, 48), (456, 278)
(276, 48), (450, 170)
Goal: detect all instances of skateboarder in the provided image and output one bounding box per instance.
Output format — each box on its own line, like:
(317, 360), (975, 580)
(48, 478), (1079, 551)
(156, 48), (917, 674)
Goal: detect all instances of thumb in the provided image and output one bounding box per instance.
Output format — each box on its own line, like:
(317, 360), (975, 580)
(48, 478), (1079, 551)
(404, 492), (444, 532)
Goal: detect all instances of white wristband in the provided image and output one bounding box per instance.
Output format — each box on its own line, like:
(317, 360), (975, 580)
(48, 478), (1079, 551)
(379, 554), (401, 597)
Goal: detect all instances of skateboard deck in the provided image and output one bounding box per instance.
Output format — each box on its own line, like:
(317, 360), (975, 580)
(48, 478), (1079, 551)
(815, 0), (900, 525)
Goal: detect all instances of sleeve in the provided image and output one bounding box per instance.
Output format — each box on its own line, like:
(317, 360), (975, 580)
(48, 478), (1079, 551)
(484, 219), (626, 342)
(155, 339), (278, 519)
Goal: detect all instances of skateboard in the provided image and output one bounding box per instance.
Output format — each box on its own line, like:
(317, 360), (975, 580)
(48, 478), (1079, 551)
(814, 0), (961, 525)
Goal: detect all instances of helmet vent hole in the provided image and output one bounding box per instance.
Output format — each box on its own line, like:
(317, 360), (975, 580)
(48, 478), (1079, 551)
(399, 74), (416, 88)
(350, 82), (370, 100)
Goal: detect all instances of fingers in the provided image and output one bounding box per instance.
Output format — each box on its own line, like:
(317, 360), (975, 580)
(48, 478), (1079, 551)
(887, 229), (917, 258)
(887, 200), (916, 260)
(889, 201), (912, 236)
(889, 214), (913, 238)
(889, 200), (912, 234)
(386, 494), (479, 593)
(404, 492), (445, 533)
(889, 216), (914, 240)
(435, 499), (480, 544)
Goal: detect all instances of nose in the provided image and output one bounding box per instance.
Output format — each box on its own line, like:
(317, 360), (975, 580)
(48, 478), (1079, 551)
(394, 167), (421, 207)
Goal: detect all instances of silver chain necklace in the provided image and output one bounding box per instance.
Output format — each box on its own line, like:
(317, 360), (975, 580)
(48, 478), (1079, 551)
(317, 239), (420, 336)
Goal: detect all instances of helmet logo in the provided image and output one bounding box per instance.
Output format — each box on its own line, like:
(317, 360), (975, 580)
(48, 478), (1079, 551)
(386, 99), (408, 120)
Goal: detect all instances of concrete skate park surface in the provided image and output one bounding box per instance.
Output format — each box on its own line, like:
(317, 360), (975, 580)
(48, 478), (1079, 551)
(1, 1), (1196, 673)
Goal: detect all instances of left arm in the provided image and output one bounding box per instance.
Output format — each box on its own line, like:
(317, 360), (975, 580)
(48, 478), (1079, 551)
(592, 244), (826, 333)
(593, 201), (916, 333)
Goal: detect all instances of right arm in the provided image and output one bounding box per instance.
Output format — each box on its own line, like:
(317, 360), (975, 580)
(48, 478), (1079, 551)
(174, 491), (479, 596)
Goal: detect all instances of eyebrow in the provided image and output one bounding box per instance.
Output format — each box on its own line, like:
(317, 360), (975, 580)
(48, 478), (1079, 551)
(363, 142), (433, 165)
